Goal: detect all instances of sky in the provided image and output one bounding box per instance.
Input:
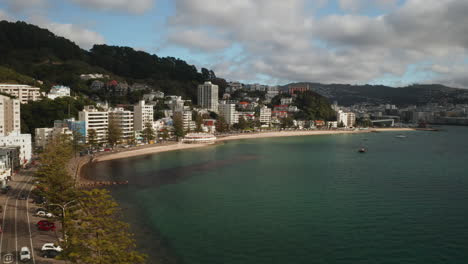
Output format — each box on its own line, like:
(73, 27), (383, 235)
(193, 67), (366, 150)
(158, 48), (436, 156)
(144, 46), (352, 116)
(1, 0), (468, 88)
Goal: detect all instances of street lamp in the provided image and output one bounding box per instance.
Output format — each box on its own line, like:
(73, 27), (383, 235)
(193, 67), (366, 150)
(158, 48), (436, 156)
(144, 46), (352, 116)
(49, 200), (76, 242)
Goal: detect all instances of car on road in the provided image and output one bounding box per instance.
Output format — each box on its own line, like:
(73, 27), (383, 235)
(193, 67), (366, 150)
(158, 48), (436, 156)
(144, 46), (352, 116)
(36, 210), (54, 218)
(20, 246), (31, 261)
(18, 194), (27, 200)
(41, 243), (63, 252)
(37, 220), (56, 231)
(1, 185), (11, 194)
(42, 249), (60, 258)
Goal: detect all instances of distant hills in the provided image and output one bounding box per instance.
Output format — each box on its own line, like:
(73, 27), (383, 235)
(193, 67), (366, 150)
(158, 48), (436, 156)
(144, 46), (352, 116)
(283, 83), (468, 106)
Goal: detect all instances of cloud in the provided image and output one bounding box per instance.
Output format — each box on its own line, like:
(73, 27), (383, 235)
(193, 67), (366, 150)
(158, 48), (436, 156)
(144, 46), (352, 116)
(167, 29), (230, 52)
(2, 0), (47, 13)
(70, 0), (154, 14)
(0, 9), (11, 21)
(165, 0), (468, 88)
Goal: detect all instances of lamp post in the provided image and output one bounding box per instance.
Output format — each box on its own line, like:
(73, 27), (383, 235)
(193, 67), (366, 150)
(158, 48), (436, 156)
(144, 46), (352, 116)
(49, 200), (76, 242)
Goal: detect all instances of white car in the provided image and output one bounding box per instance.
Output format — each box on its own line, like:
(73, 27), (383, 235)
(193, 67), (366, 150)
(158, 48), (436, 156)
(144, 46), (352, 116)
(20, 246), (31, 261)
(36, 211), (54, 218)
(41, 243), (63, 252)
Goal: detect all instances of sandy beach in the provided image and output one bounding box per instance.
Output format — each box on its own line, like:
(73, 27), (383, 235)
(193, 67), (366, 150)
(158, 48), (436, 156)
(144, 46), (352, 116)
(92, 128), (416, 163)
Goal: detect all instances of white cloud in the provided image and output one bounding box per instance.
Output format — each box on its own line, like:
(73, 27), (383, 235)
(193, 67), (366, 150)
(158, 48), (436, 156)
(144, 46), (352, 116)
(0, 9), (11, 21)
(2, 0), (47, 13)
(70, 0), (154, 14)
(338, 0), (399, 12)
(167, 29), (230, 52)
(44, 22), (105, 49)
(165, 0), (468, 88)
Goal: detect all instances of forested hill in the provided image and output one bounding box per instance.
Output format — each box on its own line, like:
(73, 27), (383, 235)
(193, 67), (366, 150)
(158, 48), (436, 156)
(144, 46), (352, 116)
(0, 20), (225, 102)
(283, 83), (468, 106)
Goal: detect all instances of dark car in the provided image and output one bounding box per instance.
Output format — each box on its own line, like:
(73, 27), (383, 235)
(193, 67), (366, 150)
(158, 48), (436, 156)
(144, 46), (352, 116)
(18, 194), (27, 200)
(1, 186), (11, 194)
(37, 220), (55, 231)
(42, 249), (60, 258)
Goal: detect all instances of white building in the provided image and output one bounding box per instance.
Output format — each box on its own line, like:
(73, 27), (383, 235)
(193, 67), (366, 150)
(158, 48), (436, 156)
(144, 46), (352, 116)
(337, 110), (356, 128)
(0, 132), (32, 166)
(47, 85), (71, 100)
(80, 73), (109, 80)
(79, 105), (109, 143)
(0, 84), (42, 104)
(134, 100), (154, 131)
(34, 128), (54, 149)
(259, 106), (272, 124)
(143, 91), (165, 101)
(219, 102), (238, 125)
(280, 97), (293, 105)
(108, 107), (134, 140)
(198, 81), (218, 112)
(165, 96), (186, 112)
(0, 95), (21, 136)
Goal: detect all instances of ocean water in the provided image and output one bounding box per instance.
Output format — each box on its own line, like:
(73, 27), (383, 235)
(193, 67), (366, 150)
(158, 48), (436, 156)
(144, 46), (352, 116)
(87, 127), (468, 264)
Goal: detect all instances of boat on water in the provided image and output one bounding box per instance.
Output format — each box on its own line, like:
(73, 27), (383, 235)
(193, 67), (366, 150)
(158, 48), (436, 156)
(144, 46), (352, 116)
(358, 147), (367, 153)
(395, 135), (407, 138)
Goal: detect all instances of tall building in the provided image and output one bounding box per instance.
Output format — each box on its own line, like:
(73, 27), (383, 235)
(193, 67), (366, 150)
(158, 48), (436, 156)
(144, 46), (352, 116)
(0, 84), (42, 104)
(259, 106), (272, 124)
(0, 132), (32, 165)
(79, 105), (109, 143)
(134, 100), (154, 131)
(218, 102), (238, 125)
(108, 107), (134, 140)
(337, 110), (356, 128)
(0, 95), (21, 136)
(198, 81), (219, 112)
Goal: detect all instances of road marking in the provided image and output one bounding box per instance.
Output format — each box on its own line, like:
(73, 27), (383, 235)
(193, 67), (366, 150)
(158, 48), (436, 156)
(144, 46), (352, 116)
(3, 253), (13, 263)
(0, 196), (10, 258)
(25, 178), (35, 264)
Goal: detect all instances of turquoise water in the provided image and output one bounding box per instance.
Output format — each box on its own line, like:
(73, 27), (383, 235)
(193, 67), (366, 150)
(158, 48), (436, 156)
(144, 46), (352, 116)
(88, 127), (468, 264)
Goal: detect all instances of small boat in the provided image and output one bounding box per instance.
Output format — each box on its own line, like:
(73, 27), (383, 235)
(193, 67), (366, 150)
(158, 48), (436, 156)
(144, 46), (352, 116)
(396, 134), (407, 138)
(358, 147), (366, 153)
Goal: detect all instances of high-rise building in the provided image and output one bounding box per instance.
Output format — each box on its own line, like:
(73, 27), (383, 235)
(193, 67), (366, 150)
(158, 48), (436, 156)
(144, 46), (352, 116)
(337, 110), (356, 128)
(259, 106), (272, 124)
(198, 81), (219, 112)
(0, 84), (42, 104)
(218, 102), (238, 125)
(134, 100), (154, 131)
(0, 95), (21, 136)
(108, 107), (134, 140)
(79, 105), (109, 143)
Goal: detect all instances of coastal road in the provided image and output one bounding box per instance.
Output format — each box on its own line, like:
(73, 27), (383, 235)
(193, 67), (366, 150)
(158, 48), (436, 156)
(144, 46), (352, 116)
(0, 171), (35, 264)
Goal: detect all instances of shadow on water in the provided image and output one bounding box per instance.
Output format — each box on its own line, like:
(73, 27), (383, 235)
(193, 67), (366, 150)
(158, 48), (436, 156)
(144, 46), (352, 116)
(85, 154), (261, 188)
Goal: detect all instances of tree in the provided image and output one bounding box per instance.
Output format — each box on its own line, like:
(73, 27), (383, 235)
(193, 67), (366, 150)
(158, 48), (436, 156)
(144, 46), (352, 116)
(107, 118), (122, 147)
(64, 189), (147, 264)
(280, 117), (294, 129)
(87, 129), (99, 149)
(173, 112), (185, 140)
(195, 113), (203, 132)
(216, 115), (228, 133)
(161, 128), (169, 141)
(237, 116), (248, 130)
(141, 122), (155, 143)
(338, 121), (345, 128)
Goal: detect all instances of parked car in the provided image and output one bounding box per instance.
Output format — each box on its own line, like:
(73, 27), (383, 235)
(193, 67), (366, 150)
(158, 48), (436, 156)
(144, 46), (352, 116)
(37, 220), (55, 231)
(18, 194), (27, 200)
(1, 185), (11, 194)
(36, 211), (54, 218)
(20, 246), (31, 261)
(42, 249), (60, 258)
(41, 243), (63, 252)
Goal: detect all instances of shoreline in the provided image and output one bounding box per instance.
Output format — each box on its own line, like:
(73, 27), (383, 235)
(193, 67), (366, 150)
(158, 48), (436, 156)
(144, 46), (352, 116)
(78, 127), (418, 183)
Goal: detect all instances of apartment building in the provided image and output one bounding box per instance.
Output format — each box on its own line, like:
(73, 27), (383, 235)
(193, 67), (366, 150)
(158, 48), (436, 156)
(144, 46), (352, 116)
(79, 105), (109, 143)
(134, 100), (154, 131)
(108, 107), (134, 140)
(219, 102), (238, 126)
(259, 106), (272, 124)
(0, 84), (42, 104)
(198, 81), (218, 112)
(0, 95), (21, 136)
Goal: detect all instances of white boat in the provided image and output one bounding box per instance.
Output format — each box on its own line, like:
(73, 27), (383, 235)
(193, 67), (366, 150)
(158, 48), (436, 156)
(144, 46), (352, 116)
(395, 135), (407, 138)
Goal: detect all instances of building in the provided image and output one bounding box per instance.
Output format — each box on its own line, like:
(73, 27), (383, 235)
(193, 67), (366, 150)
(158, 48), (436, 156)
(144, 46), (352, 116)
(0, 132), (32, 166)
(165, 96), (186, 112)
(0, 84), (42, 104)
(34, 128), (54, 149)
(337, 110), (356, 128)
(198, 81), (219, 112)
(218, 102), (238, 125)
(143, 91), (165, 101)
(280, 97), (293, 105)
(47, 85), (71, 99)
(108, 107), (134, 141)
(90, 80), (105, 91)
(79, 106), (109, 143)
(259, 106), (272, 124)
(0, 146), (20, 185)
(80, 73), (109, 80)
(0, 95), (21, 136)
(182, 133), (216, 144)
(288, 84), (309, 95)
(134, 100), (154, 131)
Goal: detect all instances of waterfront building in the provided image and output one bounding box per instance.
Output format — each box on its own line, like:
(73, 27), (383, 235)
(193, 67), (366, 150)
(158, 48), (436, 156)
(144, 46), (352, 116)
(47, 85), (71, 99)
(259, 106), (272, 124)
(198, 81), (219, 112)
(0, 132), (32, 166)
(219, 102), (239, 125)
(0, 84), (42, 104)
(0, 95), (21, 137)
(182, 133), (216, 144)
(108, 107), (134, 141)
(79, 105), (109, 143)
(337, 110), (356, 128)
(134, 100), (154, 131)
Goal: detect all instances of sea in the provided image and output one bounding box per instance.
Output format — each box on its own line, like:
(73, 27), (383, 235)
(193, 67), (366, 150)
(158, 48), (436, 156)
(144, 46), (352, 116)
(86, 126), (468, 264)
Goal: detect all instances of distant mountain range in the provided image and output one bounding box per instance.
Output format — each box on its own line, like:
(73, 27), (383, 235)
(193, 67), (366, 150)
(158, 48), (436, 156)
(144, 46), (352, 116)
(282, 83), (468, 106)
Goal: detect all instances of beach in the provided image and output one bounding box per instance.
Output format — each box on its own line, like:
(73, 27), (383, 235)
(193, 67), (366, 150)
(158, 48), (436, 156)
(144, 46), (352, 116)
(91, 128), (415, 163)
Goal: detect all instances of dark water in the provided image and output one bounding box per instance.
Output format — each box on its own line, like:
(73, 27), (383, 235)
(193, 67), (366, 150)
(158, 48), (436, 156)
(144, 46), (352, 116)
(87, 127), (468, 264)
